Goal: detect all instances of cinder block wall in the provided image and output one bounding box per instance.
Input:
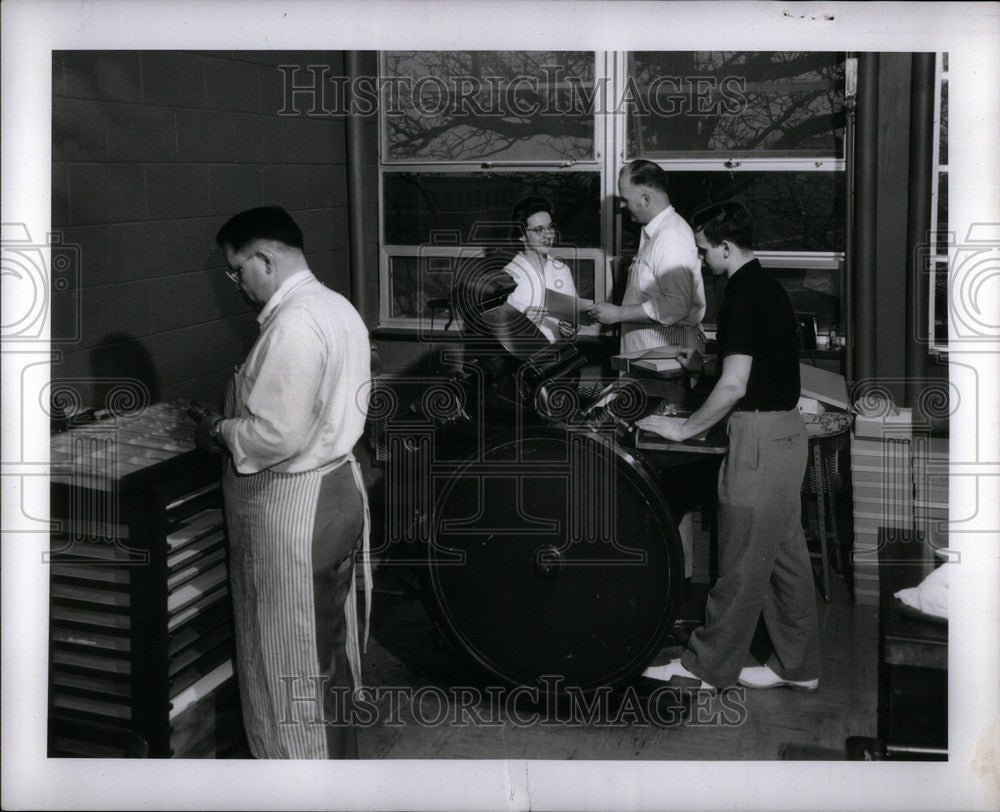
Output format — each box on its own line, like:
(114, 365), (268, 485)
(51, 50), (350, 412)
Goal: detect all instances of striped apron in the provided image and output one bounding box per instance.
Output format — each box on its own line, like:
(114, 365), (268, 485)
(221, 381), (372, 759)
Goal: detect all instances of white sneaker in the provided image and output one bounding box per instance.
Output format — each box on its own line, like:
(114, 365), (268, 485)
(641, 659), (713, 690)
(737, 664), (818, 693)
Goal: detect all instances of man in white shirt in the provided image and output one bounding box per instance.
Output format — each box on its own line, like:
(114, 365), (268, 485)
(586, 161), (707, 580)
(503, 196), (578, 343)
(586, 160), (706, 354)
(194, 206), (371, 759)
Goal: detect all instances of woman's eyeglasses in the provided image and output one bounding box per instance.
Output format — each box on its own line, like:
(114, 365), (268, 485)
(525, 223), (557, 235)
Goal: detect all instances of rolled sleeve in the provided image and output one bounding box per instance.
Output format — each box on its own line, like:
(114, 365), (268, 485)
(221, 321), (326, 473)
(642, 260), (705, 327)
(504, 258), (541, 315)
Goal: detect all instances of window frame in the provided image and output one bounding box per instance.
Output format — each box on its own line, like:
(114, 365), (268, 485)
(928, 52), (949, 353)
(380, 244), (606, 334)
(377, 50), (848, 335)
(377, 51), (605, 168)
(378, 50), (611, 332)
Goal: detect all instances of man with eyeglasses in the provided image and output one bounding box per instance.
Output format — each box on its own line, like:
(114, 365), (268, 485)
(503, 195), (579, 342)
(192, 206), (372, 759)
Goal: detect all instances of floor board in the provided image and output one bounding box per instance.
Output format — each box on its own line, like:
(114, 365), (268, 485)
(354, 567), (879, 760)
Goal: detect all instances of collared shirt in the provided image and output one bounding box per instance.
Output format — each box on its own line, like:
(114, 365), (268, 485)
(620, 206), (705, 354)
(503, 251), (579, 342)
(218, 270), (371, 474)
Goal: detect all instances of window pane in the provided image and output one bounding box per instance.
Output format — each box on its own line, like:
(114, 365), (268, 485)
(627, 52), (845, 157)
(702, 266), (841, 332)
(934, 260), (948, 345)
(383, 51), (596, 162)
(939, 78), (948, 166)
(388, 254), (596, 320)
(621, 170), (846, 252)
(555, 255), (596, 301)
(389, 256), (454, 319)
(936, 174), (949, 254)
(384, 172), (602, 247)
(772, 267), (841, 333)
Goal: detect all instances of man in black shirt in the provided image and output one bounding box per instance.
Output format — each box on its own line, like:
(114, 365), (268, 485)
(636, 201), (820, 692)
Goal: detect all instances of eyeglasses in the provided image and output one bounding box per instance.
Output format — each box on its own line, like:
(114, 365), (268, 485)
(225, 267), (243, 284)
(525, 223), (557, 235)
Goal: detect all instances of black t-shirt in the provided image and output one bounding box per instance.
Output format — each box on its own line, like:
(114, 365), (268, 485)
(716, 259), (800, 411)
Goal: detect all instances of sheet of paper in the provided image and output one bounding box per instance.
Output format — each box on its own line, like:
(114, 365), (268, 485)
(544, 289), (594, 324)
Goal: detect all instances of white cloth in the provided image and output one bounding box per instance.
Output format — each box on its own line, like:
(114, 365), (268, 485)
(620, 206), (706, 354)
(503, 252), (578, 342)
(895, 564), (949, 620)
(218, 270), (371, 474)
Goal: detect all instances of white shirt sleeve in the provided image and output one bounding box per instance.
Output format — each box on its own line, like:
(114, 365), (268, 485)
(220, 319), (329, 474)
(639, 234), (705, 327)
(504, 256), (536, 314)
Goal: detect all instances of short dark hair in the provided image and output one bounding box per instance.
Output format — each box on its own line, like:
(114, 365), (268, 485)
(509, 195), (553, 240)
(692, 201), (754, 250)
(215, 206), (304, 252)
(619, 160), (671, 197)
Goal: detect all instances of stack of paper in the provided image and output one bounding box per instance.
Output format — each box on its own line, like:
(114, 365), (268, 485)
(611, 345), (683, 376)
(799, 363), (849, 411)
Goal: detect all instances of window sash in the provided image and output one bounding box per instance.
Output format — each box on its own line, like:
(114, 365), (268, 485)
(380, 246), (608, 334)
(379, 51), (604, 166)
(377, 50), (849, 331)
(928, 52), (949, 352)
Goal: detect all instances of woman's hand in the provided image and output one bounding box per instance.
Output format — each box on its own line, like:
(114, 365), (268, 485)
(523, 306), (545, 324)
(557, 320), (578, 338)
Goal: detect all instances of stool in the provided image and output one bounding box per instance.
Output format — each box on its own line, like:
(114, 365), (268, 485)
(802, 413), (852, 602)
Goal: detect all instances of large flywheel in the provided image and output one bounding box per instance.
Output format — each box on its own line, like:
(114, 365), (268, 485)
(424, 428), (684, 693)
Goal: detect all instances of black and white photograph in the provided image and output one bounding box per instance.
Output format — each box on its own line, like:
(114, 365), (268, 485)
(2, 1), (998, 810)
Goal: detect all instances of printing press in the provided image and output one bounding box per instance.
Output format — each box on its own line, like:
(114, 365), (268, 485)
(370, 262), (728, 693)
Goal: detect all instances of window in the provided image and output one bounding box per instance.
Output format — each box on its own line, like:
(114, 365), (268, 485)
(929, 52), (949, 349)
(379, 51), (606, 332)
(377, 51), (847, 336)
(623, 51), (846, 335)
(382, 51), (597, 163)
(627, 52), (845, 158)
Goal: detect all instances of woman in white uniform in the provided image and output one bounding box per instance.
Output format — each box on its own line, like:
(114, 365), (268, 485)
(503, 196), (578, 343)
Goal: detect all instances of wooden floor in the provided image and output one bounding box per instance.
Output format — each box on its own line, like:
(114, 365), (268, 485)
(355, 567), (879, 760)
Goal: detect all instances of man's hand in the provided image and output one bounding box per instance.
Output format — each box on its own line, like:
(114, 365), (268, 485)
(635, 414), (690, 442)
(194, 413), (225, 454)
(585, 302), (622, 325)
(557, 320), (578, 338)
(675, 347), (704, 373)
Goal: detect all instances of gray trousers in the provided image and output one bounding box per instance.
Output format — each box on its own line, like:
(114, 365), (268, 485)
(681, 409), (820, 688)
